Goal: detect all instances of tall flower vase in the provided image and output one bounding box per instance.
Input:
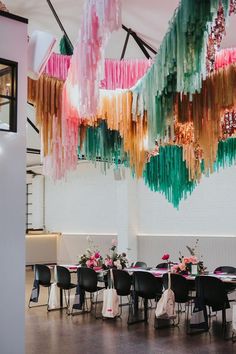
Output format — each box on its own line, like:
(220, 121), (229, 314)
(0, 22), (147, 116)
(191, 263), (198, 275)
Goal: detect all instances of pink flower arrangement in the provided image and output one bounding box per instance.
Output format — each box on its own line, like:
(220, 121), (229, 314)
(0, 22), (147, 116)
(171, 239), (206, 274)
(104, 242), (129, 269)
(78, 237), (103, 268)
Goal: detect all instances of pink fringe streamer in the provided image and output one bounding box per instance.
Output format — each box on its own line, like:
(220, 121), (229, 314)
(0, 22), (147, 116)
(64, 0), (121, 118)
(215, 48), (236, 70)
(44, 53), (152, 89)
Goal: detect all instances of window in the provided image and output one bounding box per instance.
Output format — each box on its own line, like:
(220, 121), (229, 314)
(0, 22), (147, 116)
(0, 58), (17, 132)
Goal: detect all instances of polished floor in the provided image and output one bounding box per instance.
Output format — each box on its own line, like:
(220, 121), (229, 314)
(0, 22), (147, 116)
(25, 268), (236, 354)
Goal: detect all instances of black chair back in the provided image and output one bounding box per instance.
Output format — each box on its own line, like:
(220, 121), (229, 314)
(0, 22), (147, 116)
(156, 263), (168, 269)
(134, 261), (147, 269)
(163, 273), (189, 303)
(195, 276), (229, 309)
(134, 271), (163, 299)
(56, 266), (71, 289)
(78, 267), (98, 293)
(214, 266), (236, 274)
(113, 269), (132, 296)
(35, 264), (51, 287)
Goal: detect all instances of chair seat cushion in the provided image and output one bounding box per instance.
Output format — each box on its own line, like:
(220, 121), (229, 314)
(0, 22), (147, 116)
(57, 283), (77, 290)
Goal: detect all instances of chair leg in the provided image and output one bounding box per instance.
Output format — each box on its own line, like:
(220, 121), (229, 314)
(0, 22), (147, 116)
(47, 286), (51, 311)
(222, 308), (227, 339)
(67, 289), (71, 315)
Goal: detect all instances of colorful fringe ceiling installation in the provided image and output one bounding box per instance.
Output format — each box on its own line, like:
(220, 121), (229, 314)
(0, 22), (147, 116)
(28, 0), (236, 207)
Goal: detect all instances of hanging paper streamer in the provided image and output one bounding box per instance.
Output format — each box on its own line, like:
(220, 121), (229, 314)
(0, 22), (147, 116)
(143, 145), (196, 208)
(131, 0), (231, 149)
(63, 0), (121, 119)
(28, 75), (79, 180)
(44, 53), (71, 81)
(174, 63), (236, 173)
(100, 58), (152, 89)
(59, 35), (73, 56)
(215, 48), (236, 70)
(78, 120), (128, 171)
(215, 137), (236, 171)
(97, 89), (148, 177)
(43, 53), (151, 89)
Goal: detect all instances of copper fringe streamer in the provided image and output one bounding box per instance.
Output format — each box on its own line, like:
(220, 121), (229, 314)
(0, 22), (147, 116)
(175, 64), (236, 175)
(28, 75), (79, 180)
(97, 90), (147, 177)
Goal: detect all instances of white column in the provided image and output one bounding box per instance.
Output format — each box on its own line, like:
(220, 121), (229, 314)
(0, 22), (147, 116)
(116, 170), (138, 263)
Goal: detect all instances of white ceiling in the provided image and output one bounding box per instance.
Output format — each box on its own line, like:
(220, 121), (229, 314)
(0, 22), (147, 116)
(4, 0), (236, 58)
(4, 0), (236, 168)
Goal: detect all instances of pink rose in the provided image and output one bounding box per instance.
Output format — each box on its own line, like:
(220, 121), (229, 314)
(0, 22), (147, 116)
(105, 258), (113, 267)
(90, 255), (95, 261)
(179, 262), (186, 271)
(183, 257), (190, 264)
(86, 259), (97, 268)
(189, 256), (198, 264)
(162, 253), (170, 261)
(94, 252), (100, 259)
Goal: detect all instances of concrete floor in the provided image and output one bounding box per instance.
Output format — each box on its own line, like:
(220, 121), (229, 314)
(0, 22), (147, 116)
(25, 268), (236, 354)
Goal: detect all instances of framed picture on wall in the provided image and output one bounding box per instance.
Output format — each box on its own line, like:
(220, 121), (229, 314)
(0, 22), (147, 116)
(0, 58), (17, 132)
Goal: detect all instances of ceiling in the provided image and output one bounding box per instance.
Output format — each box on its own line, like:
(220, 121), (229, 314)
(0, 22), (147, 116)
(3, 0), (236, 168)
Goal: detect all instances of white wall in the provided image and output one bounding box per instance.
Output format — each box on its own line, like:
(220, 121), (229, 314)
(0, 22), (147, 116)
(45, 163), (136, 263)
(44, 162), (236, 270)
(0, 14), (27, 354)
(137, 166), (236, 269)
(138, 166), (236, 236)
(45, 162), (118, 233)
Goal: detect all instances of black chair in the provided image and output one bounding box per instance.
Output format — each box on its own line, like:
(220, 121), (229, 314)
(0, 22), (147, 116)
(156, 263), (169, 269)
(195, 276), (230, 337)
(131, 271), (163, 324)
(28, 264), (52, 310)
(163, 273), (194, 324)
(73, 267), (105, 318)
(214, 266), (236, 295)
(112, 269), (132, 315)
(134, 261), (147, 269)
(56, 266), (77, 314)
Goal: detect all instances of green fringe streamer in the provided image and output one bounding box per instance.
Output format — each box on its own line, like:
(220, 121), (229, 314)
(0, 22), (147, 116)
(59, 35), (73, 55)
(143, 146), (196, 208)
(78, 120), (128, 172)
(214, 138), (236, 171)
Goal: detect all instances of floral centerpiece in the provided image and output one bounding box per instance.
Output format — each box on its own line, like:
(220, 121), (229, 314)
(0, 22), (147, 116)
(103, 239), (129, 269)
(171, 239), (206, 275)
(78, 236), (103, 268)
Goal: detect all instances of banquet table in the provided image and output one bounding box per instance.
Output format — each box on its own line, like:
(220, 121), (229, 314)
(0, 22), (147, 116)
(125, 267), (236, 283)
(48, 265), (236, 312)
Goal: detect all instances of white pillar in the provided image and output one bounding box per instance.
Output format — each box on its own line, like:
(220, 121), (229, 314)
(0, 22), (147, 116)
(116, 170), (138, 264)
(0, 12), (27, 354)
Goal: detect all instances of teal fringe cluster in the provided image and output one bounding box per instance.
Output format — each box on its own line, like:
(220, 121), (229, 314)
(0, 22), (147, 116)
(59, 35), (74, 56)
(215, 138), (236, 171)
(143, 146), (196, 208)
(78, 121), (128, 171)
